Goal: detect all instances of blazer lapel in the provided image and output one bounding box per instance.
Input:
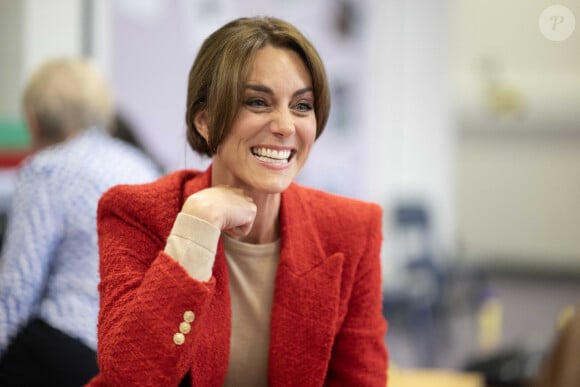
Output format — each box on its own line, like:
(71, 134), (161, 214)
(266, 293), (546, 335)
(268, 185), (344, 385)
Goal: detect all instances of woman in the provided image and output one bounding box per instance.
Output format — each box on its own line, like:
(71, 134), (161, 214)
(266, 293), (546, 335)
(0, 58), (161, 385)
(88, 16), (388, 386)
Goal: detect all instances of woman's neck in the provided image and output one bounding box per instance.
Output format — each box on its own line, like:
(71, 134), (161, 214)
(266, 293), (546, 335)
(242, 191), (281, 244)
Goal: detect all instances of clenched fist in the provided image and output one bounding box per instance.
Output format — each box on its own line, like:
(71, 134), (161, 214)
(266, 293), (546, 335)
(181, 185), (257, 238)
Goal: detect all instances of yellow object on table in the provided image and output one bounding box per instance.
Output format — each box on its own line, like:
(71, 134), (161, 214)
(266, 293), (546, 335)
(388, 368), (484, 387)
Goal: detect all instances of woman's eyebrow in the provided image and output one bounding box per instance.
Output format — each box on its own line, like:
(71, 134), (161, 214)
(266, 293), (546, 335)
(245, 84), (313, 97)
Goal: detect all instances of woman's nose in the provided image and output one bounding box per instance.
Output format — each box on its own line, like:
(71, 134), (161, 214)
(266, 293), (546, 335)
(270, 109), (295, 136)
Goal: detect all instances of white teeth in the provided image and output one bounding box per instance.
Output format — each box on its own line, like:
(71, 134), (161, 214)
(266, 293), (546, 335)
(254, 155), (288, 164)
(251, 147), (291, 161)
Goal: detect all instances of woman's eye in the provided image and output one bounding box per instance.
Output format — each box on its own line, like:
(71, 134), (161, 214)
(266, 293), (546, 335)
(245, 98), (267, 107)
(295, 102), (313, 112)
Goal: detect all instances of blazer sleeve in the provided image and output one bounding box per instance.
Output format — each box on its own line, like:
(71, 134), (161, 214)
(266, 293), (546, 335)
(89, 187), (216, 386)
(326, 203), (389, 386)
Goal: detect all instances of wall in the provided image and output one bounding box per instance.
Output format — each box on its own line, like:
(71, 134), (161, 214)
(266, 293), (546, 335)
(453, 0), (580, 274)
(367, 0), (455, 286)
(0, 0), (83, 119)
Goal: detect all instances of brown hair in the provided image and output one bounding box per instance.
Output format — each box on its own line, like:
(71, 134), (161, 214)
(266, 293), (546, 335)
(185, 16), (331, 157)
(22, 58), (113, 144)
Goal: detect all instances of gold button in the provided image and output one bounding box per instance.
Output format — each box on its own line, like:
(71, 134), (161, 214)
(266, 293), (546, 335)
(183, 311), (195, 323)
(173, 332), (185, 346)
(179, 321), (191, 334)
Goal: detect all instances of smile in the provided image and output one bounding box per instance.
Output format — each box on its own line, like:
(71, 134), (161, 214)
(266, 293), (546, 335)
(251, 147), (293, 164)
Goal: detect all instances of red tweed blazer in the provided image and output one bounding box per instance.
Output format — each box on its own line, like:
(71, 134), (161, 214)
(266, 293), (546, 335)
(87, 168), (388, 386)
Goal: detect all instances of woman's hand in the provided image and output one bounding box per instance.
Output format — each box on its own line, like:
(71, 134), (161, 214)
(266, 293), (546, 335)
(181, 186), (257, 238)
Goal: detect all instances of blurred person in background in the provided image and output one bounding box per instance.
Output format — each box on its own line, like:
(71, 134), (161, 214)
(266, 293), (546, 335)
(109, 112), (166, 175)
(87, 16), (387, 386)
(0, 58), (162, 386)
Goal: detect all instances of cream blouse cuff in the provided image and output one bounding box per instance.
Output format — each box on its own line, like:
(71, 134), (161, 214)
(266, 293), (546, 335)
(164, 212), (220, 282)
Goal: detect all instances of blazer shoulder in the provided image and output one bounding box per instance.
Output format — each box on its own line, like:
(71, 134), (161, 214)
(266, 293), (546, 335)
(98, 170), (200, 231)
(101, 170), (181, 206)
(292, 184), (383, 225)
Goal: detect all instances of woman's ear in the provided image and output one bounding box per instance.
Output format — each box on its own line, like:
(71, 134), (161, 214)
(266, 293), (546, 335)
(193, 109), (209, 142)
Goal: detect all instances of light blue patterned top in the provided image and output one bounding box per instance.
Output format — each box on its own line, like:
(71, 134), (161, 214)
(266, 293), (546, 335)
(0, 127), (162, 356)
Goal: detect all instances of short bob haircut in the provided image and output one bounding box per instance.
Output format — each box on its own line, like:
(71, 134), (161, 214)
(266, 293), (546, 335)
(186, 16), (331, 157)
(22, 58), (114, 145)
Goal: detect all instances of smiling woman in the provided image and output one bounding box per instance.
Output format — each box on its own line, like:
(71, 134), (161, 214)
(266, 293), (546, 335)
(198, 45), (317, 202)
(86, 16), (388, 387)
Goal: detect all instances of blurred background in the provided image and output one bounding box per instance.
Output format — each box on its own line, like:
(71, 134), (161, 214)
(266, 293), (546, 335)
(1, 0), (579, 385)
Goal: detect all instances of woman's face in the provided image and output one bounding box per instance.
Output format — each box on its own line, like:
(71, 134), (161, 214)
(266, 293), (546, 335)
(210, 45), (317, 194)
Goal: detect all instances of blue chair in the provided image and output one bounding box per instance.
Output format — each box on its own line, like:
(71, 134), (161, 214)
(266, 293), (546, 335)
(383, 202), (446, 367)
